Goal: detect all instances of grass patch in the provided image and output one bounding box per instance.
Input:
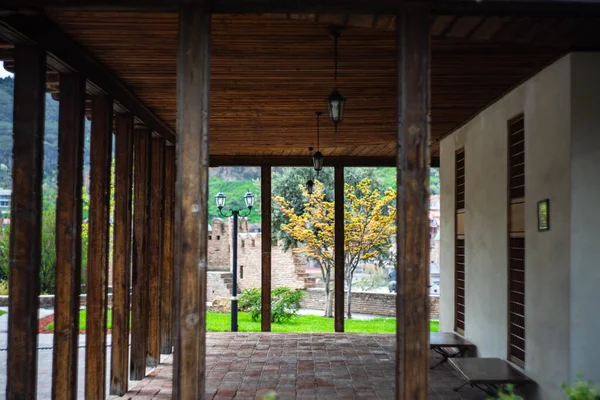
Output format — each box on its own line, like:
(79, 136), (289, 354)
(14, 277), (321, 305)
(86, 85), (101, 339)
(43, 310), (440, 334)
(0, 310), (6, 316)
(206, 312), (439, 333)
(45, 309), (113, 331)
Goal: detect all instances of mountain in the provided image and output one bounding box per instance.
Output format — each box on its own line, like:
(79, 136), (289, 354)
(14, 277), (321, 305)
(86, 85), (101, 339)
(0, 76), (92, 191)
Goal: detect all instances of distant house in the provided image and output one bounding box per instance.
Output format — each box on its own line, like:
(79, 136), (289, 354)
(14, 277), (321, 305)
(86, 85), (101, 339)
(0, 188), (10, 217)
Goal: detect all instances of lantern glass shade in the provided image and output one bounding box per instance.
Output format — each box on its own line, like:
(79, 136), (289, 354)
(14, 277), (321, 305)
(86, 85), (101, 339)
(326, 90), (346, 125)
(244, 191), (255, 209)
(306, 179), (315, 195)
(313, 151), (324, 172)
(215, 192), (227, 209)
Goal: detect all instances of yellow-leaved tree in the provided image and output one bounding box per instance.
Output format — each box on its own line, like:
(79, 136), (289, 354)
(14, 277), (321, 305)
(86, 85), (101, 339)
(274, 178), (396, 319)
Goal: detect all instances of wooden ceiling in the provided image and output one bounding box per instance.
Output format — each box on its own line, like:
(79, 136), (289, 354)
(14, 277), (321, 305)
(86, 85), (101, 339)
(28, 11), (600, 158)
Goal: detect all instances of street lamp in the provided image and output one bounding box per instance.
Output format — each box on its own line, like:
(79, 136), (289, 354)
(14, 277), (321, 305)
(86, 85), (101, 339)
(215, 190), (255, 332)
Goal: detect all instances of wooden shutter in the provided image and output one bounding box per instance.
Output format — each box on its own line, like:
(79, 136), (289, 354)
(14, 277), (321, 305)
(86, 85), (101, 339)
(508, 237), (525, 366)
(509, 116), (525, 199)
(508, 114), (525, 367)
(455, 149), (465, 334)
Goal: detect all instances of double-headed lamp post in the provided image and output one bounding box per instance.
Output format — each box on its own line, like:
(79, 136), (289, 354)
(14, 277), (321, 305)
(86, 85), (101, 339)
(215, 190), (255, 332)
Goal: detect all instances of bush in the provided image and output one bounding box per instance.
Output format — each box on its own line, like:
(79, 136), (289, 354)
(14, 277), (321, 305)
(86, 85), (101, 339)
(0, 280), (7, 295)
(488, 385), (524, 400)
(0, 224), (9, 281)
(238, 287), (305, 324)
(562, 376), (599, 400)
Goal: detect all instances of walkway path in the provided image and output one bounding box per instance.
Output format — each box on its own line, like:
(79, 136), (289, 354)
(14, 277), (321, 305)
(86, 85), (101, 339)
(120, 332), (483, 400)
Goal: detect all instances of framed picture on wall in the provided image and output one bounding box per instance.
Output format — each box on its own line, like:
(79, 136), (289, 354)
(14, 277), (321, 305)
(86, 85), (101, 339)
(537, 199), (550, 231)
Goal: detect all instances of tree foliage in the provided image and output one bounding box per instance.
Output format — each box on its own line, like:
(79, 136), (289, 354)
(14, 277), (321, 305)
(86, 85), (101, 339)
(274, 178), (396, 318)
(271, 167), (389, 251)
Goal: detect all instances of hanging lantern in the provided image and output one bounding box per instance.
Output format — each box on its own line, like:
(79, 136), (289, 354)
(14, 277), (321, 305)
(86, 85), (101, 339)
(243, 191), (255, 209)
(326, 30), (346, 133)
(313, 112), (324, 172)
(215, 192), (227, 210)
(306, 179), (315, 195)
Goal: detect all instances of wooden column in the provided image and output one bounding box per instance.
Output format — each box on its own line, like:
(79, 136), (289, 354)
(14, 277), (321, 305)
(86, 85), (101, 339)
(110, 113), (134, 395)
(6, 45), (46, 400)
(396, 7), (431, 400)
(131, 126), (151, 380)
(51, 73), (85, 400)
(160, 146), (176, 354)
(334, 166), (345, 332)
(175, 4), (210, 399)
(147, 137), (165, 366)
(85, 95), (113, 400)
(260, 167), (272, 331)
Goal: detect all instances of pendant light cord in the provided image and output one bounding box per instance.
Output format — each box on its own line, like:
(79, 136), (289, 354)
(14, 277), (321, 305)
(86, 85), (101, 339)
(317, 113), (320, 150)
(333, 33), (338, 85)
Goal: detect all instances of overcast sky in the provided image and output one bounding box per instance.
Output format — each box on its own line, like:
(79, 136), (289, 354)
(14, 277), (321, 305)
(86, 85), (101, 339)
(0, 62), (13, 78)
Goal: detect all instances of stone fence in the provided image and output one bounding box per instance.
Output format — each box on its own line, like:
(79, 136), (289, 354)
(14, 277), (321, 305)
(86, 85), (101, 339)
(300, 288), (440, 320)
(0, 294), (113, 308)
(0, 290), (441, 320)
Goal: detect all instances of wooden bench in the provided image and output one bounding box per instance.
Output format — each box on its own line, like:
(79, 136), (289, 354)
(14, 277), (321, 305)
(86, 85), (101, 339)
(449, 358), (531, 396)
(429, 332), (476, 369)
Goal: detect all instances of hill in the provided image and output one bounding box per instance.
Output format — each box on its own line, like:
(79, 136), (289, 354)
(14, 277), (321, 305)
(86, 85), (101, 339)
(0, 76), (91, 191)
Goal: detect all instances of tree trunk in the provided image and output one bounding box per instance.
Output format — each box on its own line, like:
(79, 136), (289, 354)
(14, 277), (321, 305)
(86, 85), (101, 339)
(346, 274), (353, 319)
(326, 285), (334, 318)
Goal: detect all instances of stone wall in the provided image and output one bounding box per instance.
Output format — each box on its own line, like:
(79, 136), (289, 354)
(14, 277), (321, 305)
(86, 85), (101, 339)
(207, 271), (232, 302)
(208, 218), (231, 271)
(0, 293), (114, 308)
(208, 217), (311, 294)
(301, 289), (440, 319)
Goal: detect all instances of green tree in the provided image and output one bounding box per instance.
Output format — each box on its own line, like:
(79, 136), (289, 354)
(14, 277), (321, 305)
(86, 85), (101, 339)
(274, 178), (396, 318)
(0, 223), (9, 281)
(271, 167), (386, 250)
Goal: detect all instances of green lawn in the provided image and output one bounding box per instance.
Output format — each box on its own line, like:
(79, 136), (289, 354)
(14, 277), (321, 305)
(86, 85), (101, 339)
(207, 312), (439, 333)
(0, 310), (6, 317)
(44, 310), (439, 334)
(45, 309), (113, 331)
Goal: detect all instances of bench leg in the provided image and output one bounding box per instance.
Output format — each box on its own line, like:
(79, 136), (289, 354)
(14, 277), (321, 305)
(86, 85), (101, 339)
(430, 348), (454, 369)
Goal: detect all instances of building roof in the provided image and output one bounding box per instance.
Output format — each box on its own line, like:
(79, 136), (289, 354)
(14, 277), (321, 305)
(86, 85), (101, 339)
(2, 6), (594, 160)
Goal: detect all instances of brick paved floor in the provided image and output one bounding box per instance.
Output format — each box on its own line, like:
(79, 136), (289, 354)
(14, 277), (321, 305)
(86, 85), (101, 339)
(119, 333), (484, 400)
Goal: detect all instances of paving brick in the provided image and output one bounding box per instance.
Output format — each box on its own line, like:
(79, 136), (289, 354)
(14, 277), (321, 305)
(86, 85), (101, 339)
(107, 332), (484, 400)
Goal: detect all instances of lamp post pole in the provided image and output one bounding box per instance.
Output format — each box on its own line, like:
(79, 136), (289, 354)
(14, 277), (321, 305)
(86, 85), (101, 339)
(231, 209), (239, 332)
(215, 191), (254, 333)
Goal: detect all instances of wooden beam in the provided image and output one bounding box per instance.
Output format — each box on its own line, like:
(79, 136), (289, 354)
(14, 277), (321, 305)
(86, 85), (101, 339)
(396, 6), (431, 400)
(160, 146), (175, 354)
(110, 113), (134, 396)
(334, 166), (344, 333)
(3, 1), (600, 17)
(131, 126), (151, 380)
(85, 95), (113, 400)
(147, 137), (165, 367)
(210, 156), (400, 168)
(6, 44), (45, 400)
(174, 4), (210, 399)
(260, 166), (272, 332)
(51, 73), (85, 400)
(0, 15), (175, 144)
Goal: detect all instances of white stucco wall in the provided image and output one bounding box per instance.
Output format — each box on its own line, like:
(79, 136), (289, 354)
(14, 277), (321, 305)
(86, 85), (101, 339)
(439, 138), (455, 332)
(439, 53), (600, 399)
(523, 56), (572, 400)
(569, 53), (600, 385)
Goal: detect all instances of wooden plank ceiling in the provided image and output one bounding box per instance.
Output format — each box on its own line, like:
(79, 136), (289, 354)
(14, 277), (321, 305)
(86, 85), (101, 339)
(41, 11), (600, 158)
